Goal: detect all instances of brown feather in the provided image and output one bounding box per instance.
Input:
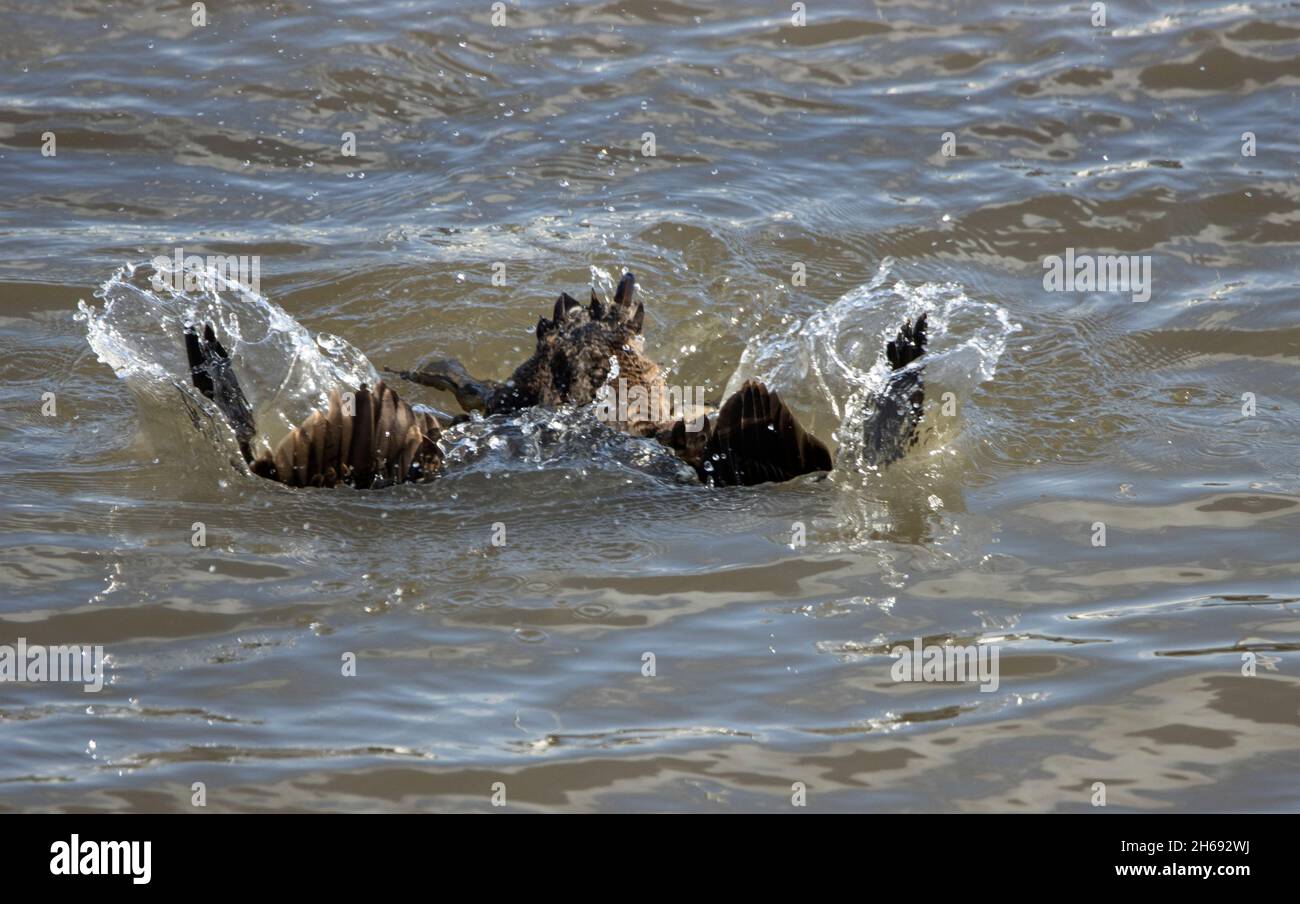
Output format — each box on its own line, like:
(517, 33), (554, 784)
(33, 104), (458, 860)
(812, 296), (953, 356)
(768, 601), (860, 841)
(349, 386), (375, 489)
(273, 429), (295, 486)
(322, 390), (342, 487)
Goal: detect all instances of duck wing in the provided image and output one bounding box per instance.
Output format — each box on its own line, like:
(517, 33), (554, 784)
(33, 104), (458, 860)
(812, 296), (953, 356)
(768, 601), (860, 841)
(668, 379), (833, 487)
(186, 323), (442, 488)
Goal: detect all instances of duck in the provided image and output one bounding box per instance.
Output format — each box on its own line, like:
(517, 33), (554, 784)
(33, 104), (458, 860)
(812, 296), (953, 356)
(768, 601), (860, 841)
(183, 269), (927, 489)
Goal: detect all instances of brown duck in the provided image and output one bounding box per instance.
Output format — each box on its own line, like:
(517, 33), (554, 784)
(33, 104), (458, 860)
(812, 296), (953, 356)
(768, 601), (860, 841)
(184, 270), (927, 488)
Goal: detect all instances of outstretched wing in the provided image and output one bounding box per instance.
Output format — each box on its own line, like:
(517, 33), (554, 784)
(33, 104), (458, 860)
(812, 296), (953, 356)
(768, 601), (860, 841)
(186, 322), (441, 488)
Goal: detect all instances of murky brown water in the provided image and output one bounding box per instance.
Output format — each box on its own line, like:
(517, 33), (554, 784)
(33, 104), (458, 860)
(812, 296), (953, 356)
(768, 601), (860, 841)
(2, 0), (1299, 812)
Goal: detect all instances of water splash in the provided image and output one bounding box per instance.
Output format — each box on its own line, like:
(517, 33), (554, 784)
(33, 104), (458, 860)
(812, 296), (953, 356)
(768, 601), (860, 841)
(80, 262), (379, 454)
(724, 258), (1019, 476)
(440, 404), (693, 484)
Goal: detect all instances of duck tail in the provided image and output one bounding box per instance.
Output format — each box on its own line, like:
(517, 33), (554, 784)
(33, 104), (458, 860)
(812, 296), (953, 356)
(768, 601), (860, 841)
(864, 313), (928, 467)
(675, 379), (832, 487)
(183, 323), (258, 464)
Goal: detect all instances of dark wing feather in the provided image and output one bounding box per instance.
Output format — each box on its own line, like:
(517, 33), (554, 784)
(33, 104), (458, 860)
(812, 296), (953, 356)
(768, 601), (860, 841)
(698, 380), (833, 486)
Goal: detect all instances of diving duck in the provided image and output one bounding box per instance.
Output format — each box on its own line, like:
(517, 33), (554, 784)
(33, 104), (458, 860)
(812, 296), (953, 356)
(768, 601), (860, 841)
(183, 270), (927, 488)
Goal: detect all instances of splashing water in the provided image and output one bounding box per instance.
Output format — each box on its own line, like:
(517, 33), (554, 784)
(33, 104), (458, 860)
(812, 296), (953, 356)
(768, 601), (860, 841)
(724, 259), (1020, 476)
(440, 405), (694, 484)
(80, 262), (380, 458)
